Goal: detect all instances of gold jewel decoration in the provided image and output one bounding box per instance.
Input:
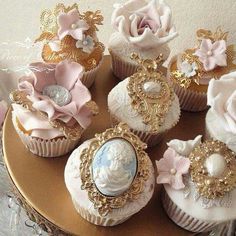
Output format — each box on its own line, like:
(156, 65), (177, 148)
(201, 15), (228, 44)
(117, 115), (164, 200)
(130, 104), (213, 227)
(127, 53), (175, 133)
(80, 123), (150, 216)
(10, 90), (98, 140)
(170, 28), (236, 89)
(35, 3), (105, 71)
(189, 140), (236, 199)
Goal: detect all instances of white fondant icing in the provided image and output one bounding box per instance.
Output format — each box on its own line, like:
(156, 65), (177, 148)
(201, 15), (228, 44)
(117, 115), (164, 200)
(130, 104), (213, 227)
(108, 78), (180, 133)
(205, 154), (227, 177)
(167, 135), (202, 156)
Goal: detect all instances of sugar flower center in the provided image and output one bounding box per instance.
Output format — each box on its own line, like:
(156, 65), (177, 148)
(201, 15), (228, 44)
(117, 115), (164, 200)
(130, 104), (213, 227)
(43, 85), (72, 107)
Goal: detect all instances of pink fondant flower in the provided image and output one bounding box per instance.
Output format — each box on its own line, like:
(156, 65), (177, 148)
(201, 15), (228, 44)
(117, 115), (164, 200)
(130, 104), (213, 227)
(194, 39), (227, 71)
(57, 9), (89, 40)
(156, 148), (190, 190)
(18, 60), (93, 129)
(0, 100), (8, 127)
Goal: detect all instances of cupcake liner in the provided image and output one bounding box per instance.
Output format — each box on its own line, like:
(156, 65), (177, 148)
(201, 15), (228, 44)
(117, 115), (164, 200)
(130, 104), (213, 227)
(82, 57), (103, 88)
(110, 113), (180, 147)
(167, 56), (208, 112)
(12, 116), (79, 158)
(109, 50), (138, 80)
(72, 198), (130, 226)
(162, 190), (219, 233)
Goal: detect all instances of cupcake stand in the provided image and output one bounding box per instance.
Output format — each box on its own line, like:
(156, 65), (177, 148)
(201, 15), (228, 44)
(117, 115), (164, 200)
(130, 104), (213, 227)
(3, 56), (210, 236)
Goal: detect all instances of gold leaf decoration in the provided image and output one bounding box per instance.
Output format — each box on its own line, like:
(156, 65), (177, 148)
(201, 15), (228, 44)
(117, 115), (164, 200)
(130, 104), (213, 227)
(80, 123), (149, 216)
(127, 53), (175, 133)
(190, 140), (236, 199)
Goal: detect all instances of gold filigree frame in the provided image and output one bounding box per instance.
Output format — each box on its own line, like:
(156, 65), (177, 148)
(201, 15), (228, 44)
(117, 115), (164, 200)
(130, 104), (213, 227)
(79, 123), (150, 216)
(189, 140), (236, 199)
(10, 90), (98, 140)
(35, 3), (105, 70)
(170, 28), (236, 89)
(127, 53), (175, 133)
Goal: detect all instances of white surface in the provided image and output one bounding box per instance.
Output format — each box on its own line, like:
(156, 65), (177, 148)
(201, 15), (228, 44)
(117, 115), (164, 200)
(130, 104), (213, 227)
(0, 0), (236, 100)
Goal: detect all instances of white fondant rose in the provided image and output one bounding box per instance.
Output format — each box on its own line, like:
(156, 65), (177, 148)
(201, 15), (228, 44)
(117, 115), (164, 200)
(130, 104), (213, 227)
(112, 0), (177, 48)
(207, 72), (236, 134)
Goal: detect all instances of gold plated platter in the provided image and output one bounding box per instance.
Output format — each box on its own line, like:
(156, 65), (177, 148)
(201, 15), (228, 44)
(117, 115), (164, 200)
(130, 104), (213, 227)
(3, 56), (206, 236)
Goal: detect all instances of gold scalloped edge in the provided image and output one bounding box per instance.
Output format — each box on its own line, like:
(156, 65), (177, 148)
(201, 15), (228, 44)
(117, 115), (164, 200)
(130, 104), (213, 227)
(79, 123), (150, 216)
(10, 90), (98, 140)
(189, 140), (236, 199)
(127, 53), (175, 133)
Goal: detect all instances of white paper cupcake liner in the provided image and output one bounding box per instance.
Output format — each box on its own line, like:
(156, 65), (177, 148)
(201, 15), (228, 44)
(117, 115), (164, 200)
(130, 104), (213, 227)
(109, 50), (138, 80)
(72, 198), (130, 226)
(82, 57), (103, 88)
(110, 114), (180, 147)
(162, 190), (220, 233)
(12, 116), (79, 158)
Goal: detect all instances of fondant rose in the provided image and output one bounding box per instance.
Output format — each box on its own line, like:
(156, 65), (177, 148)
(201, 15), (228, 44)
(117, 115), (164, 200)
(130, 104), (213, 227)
(18, 60), (93, 129)
(156, 148), (190, 190)
(0, 100), (8, 127)
(112, 0), (177, 48)
(207, 72), (236, 134)
(194, 39), (227, 71)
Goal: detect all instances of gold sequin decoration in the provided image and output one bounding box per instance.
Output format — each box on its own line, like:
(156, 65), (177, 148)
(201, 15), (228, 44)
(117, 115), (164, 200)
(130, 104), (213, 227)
(127, 53), (175, 133)
(189, 140), (236, 199)
(80, 123), (150, 216)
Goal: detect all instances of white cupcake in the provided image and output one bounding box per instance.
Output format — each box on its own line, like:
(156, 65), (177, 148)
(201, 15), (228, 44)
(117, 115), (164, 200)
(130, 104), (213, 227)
(65, 123), (155, 226)
(206, 71), (236, 153)
(11, 60), (98, 157)
(109, 0), (178, 80)
(156, 136), (236, 233)
(108, 54), (180, 147)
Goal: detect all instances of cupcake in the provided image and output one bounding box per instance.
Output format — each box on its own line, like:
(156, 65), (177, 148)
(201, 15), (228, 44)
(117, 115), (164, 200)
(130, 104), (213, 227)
(10, 60), (98, 157)
(168, 27), (236, 112)
(109, 0), (178, 80)
(35, 3), (105, 88)
(206, 71), (236, 153)
(156, 136), (236, 233)
(108, 54), (180, 147)
(64, 123), (155, 226)
(0, 100), (8, 127)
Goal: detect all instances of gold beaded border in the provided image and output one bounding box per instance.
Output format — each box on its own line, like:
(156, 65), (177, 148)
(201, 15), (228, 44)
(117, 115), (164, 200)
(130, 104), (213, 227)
(79, 123), (150, 216)
(189, 140), (236, 199)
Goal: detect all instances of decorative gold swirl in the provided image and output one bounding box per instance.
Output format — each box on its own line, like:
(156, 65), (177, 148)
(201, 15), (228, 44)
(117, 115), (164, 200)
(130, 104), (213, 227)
(127, 53), (175, 133)
(80, 123), (149, 216)
(190, 140), (236, 199)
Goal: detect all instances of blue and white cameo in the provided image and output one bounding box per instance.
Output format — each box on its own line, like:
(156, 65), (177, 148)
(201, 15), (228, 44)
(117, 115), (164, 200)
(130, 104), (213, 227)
(92, 138), (137, 197)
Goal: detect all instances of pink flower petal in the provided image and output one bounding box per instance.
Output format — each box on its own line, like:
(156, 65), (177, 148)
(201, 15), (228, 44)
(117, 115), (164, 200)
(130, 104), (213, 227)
(200, 39), (213, 52)
(212, 40), (226, 54)
(171, 173), (185, 190)
(175, 157), (190, 174)
(73, 106), (92, 129)
(203, 57), (216, 71)
(156, 172), (171, 185)
(55, 60), (84, 91)
(214, 54), (227, 67)
(57, 9), (80, 40)
(70, 80), (91, 109)
(29, 62), (56, 92)
(32, 100), (55, 119)
(70, 20), (89, 40)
